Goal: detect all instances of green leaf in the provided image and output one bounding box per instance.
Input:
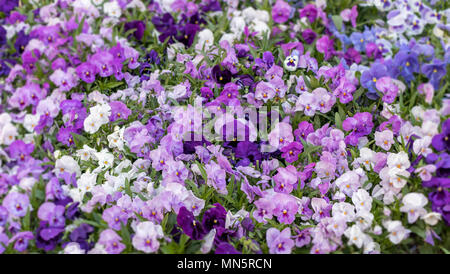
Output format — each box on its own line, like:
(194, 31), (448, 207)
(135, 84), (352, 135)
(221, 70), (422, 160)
(185, 241), (202, 254)
(202, 187), (215, 202)
(409, 226), (426, 239)
(120, 222), (132, 250)
(440, 246), (450, 254)
(160, 241), (179, 254)
(310, 77), (320, 89)
(226, 174), (235, 196)
(338, 103), (346, 119)
(408, 89), (418, 110)
(353, 87), (365, 101)
(161, 213), (170, 233)
(22, 208), (31, 231)
(314, 115), (321, 129)
(335, 112), (342, 130)
(194, 161), (208, 183)
(78, 218), (107, 228)
(124, 178), (132, 197)
(303, 76), (312, 90)
(71, 132), (89, 148)
(134, 212), (147, 222)
(185, 180), (199, 196)
(72, 15), (85, 49)
(105, 81), (124, 90)
(331, 15), (343, 31)
(136, 192), (148, 202)
(177, 234), (189, 253)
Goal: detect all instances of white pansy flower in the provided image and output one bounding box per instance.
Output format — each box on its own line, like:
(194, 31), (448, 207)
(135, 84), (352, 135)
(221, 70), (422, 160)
(412, 136), (432, 156)
(230, 17), (246, 37)
(397, 121), (420, 143)
(352, 188), (373, 212)
(411, 105), (425, 122)
(242, 7), (257, 23)
(400, 193), (428, 223)
(358, 147), (375, 170)
(77, 170), (98, 197)
(420, 121), (439, 138)
(53, 150), (61, 159)
(332, 202), (356, 222)
(196, 29), (214, 50)
(115, 159), (132, 175)
(421, 212), (442, 226)
(84, 114), (101, 134)
(168, 84), (188, 100)
(255, 10), (270, 22)
(107, 130), (124, 151)
(54, 156), (81, 177)
(104, 1), (122, 18)
(90, 103), (111, 124)
(133, 158), (151, 171)
(284, 55), (299, 72)
(23, 114), (40, 132)
(344, 225), (366, 248)
(19, 177), (37, 192)
(0, 113), (11, 127)
(64, 242), (85, 254)
(77, 145), (98, 161)
(355, 210), (374, 230)
(104, 172), (129, 193)
(388, 167), (410, 188)
(95, 150), (114, 170)
(219, 33), (237, 44)
(251, 20), (270, 39)
(126, 0), (146, 11)
(0, 122), (18, 145)
(384, 220), (410, 244)
(433, 25), (444, 38)
(63, 187), (83, 204)
(386, 151), (410, 170)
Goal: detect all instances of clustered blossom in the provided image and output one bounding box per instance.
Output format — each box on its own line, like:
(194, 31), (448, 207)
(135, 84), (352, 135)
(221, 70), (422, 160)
(0, 0), (448, 256)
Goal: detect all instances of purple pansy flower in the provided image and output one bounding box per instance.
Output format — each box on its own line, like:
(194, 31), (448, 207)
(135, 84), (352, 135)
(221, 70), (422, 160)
(9, 232), (34, 252)
(272, 0), (291, 24)
(177, 206), (206, 240)
(2, 192), (30, 218)
(76, 62), (98, 83)
(109, 101), (132, 122)
(266, 227), (295, 254)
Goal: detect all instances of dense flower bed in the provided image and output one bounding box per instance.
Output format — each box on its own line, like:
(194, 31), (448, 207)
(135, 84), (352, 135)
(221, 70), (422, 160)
(0, 0), (449, 254)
